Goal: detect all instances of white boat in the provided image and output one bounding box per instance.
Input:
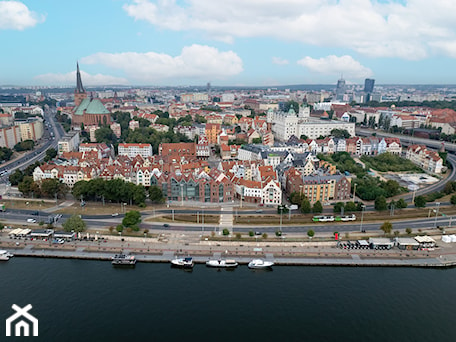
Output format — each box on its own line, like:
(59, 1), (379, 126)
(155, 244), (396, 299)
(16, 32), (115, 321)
(111, 254), (136, 266)
(248, 259), (274, 269)
(171, 257), (194, 269)
(0, 250), (13, 261)
(206, 259), (238, 268)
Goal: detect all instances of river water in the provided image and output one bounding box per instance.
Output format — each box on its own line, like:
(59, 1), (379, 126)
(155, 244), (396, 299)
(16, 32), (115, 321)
(0, 258), (455, 342)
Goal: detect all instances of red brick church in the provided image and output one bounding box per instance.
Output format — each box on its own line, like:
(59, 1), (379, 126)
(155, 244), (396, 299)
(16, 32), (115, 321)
(72, 63), (112, 128)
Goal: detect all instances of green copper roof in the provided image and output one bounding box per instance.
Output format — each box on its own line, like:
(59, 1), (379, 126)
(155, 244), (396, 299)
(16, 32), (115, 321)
(74, 98), (110, 115)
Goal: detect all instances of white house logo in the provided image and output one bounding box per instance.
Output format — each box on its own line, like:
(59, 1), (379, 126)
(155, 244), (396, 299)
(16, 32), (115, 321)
(5, 304), (38, 337)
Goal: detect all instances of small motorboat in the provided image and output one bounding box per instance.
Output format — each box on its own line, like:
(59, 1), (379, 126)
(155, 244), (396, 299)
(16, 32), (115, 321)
(0, 250), (13, 261)
(248, 259), (274, 269)
(206, 259), (238, 268)
(171, 256), (194, 269)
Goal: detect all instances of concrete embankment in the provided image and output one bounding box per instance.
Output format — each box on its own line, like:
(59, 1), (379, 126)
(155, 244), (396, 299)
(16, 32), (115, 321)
(10, 248), (456, 268)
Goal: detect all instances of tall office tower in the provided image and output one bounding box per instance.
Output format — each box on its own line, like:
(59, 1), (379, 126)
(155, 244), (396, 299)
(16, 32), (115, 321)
(335, 77), (346, 100)
(364, 78), (375, 93)
(207, 82), (211, 100)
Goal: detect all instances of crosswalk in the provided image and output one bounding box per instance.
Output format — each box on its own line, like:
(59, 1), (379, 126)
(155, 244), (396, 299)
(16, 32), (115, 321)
(219, 207), (233, 232)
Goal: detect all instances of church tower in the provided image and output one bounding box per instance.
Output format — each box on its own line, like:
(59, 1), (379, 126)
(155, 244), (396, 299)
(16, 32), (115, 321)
(74, 62), (87, 106)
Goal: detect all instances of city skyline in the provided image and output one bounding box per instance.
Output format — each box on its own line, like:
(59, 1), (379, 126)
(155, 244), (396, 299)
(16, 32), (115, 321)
(2, 0), (456, 86)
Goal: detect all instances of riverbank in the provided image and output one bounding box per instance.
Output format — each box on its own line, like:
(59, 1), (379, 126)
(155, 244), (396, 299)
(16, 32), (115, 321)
(4, 235), (456, 268)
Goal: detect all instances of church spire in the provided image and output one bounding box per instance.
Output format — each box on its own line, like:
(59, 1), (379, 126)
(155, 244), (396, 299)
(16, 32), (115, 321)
(76, 62), (85, 93)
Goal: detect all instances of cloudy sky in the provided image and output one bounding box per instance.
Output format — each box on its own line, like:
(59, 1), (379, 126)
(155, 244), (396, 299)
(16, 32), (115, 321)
(1, 0), (456, 86)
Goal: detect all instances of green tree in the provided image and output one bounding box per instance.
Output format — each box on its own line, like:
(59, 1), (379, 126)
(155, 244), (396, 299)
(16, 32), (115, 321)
(116, 224), (124, 233)
(345, 201), (357, 212)
(375, 196), (387, 211)
(41, 178), (67, 198)
(62, 214), (87, 232)
(149, 185), (165, 203)
(222, 228), (230, 236)
(95, 127), (117, 145)
(18, 176), (34, 196)
(312, 201), (323, 213)
(289, 191), (304, 205)
(284, 101), (299, 113)
(380, 221), (393, 235)
(44, 147), (57, 162)
(252, 137), (262, 144)
(9, 169), (24, 186)
(395, 198), (408, 209)
(330, 129), (351, 139)
(122, 210), (141, 228)
(307, 229), (315, 238)
(414, 195), (427, 208)
(406, 227), (412, 235)
(249, 231), (254, 237)
(301, 198), (311, 213)
(0, 147), (13, 162)
(444, 182), (454, 195)
(451, 195), (456, 205)
(333, 202), (345, 214)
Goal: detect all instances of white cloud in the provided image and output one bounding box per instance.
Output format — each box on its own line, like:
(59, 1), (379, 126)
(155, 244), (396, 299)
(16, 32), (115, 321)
(0, 1), (44, 30)
(297, 55), (373, 79)
(123, 0), (456, 60)
(80, 45), (243, 83)
(34, 71), (128, 86)
(272, 57), (289, 65)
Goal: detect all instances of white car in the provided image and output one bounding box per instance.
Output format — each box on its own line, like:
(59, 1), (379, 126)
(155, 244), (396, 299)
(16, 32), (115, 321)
(26, 218), (37, 223)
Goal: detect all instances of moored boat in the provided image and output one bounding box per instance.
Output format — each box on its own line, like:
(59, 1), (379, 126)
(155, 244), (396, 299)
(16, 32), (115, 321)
(206, 259), (238, 268)
(171, 256), (194, 268)
(111, 254), (136, 266)
(0, 250), (13, 261)
(248, 259), (274, 269)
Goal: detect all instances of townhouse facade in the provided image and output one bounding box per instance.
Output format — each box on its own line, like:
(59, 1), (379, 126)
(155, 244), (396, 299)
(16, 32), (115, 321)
(406, 145), (443, 174)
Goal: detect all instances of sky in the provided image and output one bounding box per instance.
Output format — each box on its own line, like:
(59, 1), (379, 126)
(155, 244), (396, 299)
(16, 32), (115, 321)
(1, 0), (456, 87)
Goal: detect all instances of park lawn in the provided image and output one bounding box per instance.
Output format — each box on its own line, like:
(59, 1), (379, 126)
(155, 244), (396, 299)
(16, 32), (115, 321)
(360, 153), (422, 172)
(2, 199), (56, 210)
(54, 202), (144, 215)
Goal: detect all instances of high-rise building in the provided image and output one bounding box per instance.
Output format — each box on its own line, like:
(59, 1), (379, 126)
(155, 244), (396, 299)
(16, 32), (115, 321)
(335, 77), (346, 100)
(364, 78), (375, 93)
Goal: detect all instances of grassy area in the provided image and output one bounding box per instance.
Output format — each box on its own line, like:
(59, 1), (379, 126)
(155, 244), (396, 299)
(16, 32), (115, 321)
(154, 214), (220, 224)
(360, 153), (422, 172)
(1, 199), (56, 210)
(148, 209), (454, 226)
(54, 202), (146, 215)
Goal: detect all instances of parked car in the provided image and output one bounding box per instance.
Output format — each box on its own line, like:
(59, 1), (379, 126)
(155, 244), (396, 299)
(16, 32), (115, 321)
(163, 224), (170, 228)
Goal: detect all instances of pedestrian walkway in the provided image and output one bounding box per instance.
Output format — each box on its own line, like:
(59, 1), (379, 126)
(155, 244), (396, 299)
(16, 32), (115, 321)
(42, 201), (75, 213)
(219, 207), (233, 232)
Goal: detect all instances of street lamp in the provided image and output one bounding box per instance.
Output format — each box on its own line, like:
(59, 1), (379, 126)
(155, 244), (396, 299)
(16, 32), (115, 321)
(180, 183), (184, 206)
(360, 205), (366, 233)
(434, 202), (440, 228)
(353, 183), (357, 201)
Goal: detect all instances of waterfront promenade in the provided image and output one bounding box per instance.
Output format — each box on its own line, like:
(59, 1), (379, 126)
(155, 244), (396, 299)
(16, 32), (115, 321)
(3, 230), (456, 268)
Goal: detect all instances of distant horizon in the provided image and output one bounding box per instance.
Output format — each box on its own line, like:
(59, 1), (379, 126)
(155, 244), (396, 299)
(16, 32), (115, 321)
(3, 83), (456, 91)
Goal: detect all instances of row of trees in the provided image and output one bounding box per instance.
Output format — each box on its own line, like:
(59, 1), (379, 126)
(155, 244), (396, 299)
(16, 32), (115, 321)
(71, 179), (165, 206)
(19, 177), (68, 199)
(14, 139), (34, 152)
(72, 179), (147, 206)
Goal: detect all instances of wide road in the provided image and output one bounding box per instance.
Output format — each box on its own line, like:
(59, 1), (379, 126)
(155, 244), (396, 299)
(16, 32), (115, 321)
(6, 208), (455, 235)
(0, 107), (62, 182)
